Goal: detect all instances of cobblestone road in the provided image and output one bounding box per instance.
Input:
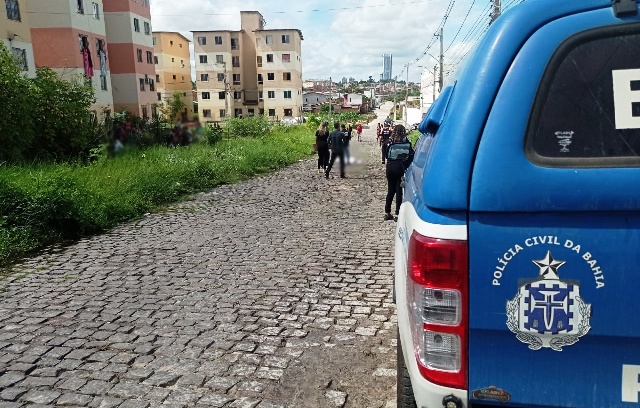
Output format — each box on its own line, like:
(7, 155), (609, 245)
(0, 105), (399, 408)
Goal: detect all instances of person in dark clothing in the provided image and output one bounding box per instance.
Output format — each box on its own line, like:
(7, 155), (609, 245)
(384, 124), (414, 221)
(380, 124), (392, 164)
(325, 122), (346, 179)
(341, 124), (351, 165)
(315, 122), (330, 173)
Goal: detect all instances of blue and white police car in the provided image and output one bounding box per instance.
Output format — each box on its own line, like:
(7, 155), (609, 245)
(394, 0), (640, 406)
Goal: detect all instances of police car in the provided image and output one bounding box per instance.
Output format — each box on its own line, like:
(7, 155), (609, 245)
(394, 0), (640, 407)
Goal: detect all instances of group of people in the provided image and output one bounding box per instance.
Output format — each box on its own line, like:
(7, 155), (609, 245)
(315, 122), (363, 178)
(315, 116), (414, 221)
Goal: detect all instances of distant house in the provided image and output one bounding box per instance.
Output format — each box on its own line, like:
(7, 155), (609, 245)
(342, 93), (369, 113)
(303, 91), (329, 112)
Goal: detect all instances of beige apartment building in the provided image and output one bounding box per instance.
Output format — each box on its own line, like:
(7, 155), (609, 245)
(2, 0), (38, 77)
(193, 11), (303, 122)
(152, 31), (194, 122)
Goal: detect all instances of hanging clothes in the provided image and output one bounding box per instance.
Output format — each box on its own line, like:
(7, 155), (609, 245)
(99, 49), (107, 77)
(82, 48), (94, 77)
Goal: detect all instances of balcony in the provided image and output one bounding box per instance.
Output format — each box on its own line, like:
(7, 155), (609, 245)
(244, 89), (260, 105)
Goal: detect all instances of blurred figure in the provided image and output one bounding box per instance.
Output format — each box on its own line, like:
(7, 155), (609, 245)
(325, 122), (346, 179)
(384, 124), (414, 221)
(315, 122), (330, 173)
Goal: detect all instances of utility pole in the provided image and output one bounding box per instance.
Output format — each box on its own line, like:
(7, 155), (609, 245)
(393, 76), (397, 121)
(490, 0), (501, 25)
(439, 27), (444, 92)
(404, 63), (409, 123)
(328, 76), (332, 123)
(222, 62), (228, 119)
(433, 64), (437, 102)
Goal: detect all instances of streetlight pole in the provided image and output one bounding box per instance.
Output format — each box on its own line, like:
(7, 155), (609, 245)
(222, 62), (228, 119)
(393, 76), (397, 121)
(328, 76), (332, 123)
(404, 63), (409, 124)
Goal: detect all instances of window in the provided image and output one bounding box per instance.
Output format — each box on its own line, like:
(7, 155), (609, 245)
(283, 72), (291, 81)
(216, 55), (223, 64)
(234, 91), (241, 100)
(256, 38), (262, 48)
(197, 36), (206, 45)
(11, 47), (27, 71)
(199, 55), (207, 63)
(133, 18), (140, 32)
(268, 91), (275, 99)
(259, 91), (263, 101)
(235, 108), (243, 117)
(266, 35), (273, 44)
(77, 0), (84, 14)
(268, 109), (275, 117)
(136, 48), (143, 63)
(151, 106), (157, 118)
(282, 35), (290, 44)
(179, 43), (182, 48)
(157, 92), (162, 101)
(218, 91), (225, 99)
(6, 0), (20, 20)
(142, 0), (149, 6)
(172, 74), (176, 80)
(267, 73), (275, 81)
(215, 36), (222, 45)
(231, 38), (239, 50)
(146, 51), (153, 64)
(139, 78), (145, 91)
(284, 90), (292, 99)
(257, 74), (263, 84)
(202, 92), (210, 100)
(152, 37), (156, 46)
(284, 108), (293, 116)
(142, 106), (148, 120)
(170, 40), (173, 46)
(232, 56), (240, 68)
(92, 2), (99, 19)
(266, 54), (273, 63)
(203, 109), (211, 118)
(232, 74), (240, 85)
(149, 79), (155, 91)
(219, 109), (226, 118)
(156, 74), (160, 82)
(154, 56), (158, 64)
(257, 56), (262, 67)
(217, 73), (224, 82)
(201, 73), (209, 81)
(282, 53), (291, 63)
(259, 108), (264, 116)
(171, 57), (174, 62)
(100, 73), (107, 91)
(248, 108), (255, 117)
(144, 22), (150, 35)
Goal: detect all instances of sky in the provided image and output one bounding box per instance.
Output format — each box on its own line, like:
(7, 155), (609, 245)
(149, 0), (513, 84)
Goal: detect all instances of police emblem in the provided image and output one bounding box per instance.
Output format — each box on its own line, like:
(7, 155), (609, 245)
(506, 250), (591, 351)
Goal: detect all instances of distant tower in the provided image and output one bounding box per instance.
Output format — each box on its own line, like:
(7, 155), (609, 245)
(382, 54), (393, 80)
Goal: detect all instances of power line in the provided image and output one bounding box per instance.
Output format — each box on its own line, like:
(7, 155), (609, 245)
(444, 0), (480, 53)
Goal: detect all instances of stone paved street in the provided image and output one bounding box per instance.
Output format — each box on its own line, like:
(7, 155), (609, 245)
(0, 105), (399, 408)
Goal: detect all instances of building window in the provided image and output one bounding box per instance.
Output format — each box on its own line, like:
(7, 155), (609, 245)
(218, 91), (225, 99)
(231, 38), (239, 50)
(152, 37), (156, 46)
(215, 36), (222, 45)
(284, 108), (293, 116)
(92, 2), (99, 19)
(6, 0), (20, 20)
(268, 109), (275, 116)
(77, 0), (84, 14)
(266, 35), (273, 44)
(282, 53), (291, 63)
(202, 92), (210, 99)
(268, 91), (275, 99)
(139, 78), (145, 91)
(232, 74), (240, 85)
(151, 105), (157, 118)
(283, 72), (291, 81)
(170, 40), (173, 46)
(234, 91), (241, 100)
(216, 55), (223, 64)
(232, 56), (240, 68)
(284, 90), (292, 99)
(157, 92), (162, 101)
(282, 35), (290, 44)
(203, 109), (211, 118)
(234, 108), (242, 117)
(267, 73), (274, 81)
(100, 74), (107, 91)
(259, 91), (263, 101)
(156, 74), (160, 82)
(172, 74), (176, 80)
(266, 54), (273, 63)
(142, 106), (148, 120)
(257, 56), (262, 67)
(219, 109), (225, 118)
(136, 49), (143, 63)
(133, 18), (140, 32)
(248, 108), (255, 117)
(171, 57), (174, 62)
(201, 73), (209, 81)
(199, 55), (207, 63)
(146, 51), (153, 64)
(179, 43), (182, 48)
(11, 47), (27, 71)
(154, 56), (158, 64)
(257, 74), (263, 84)
(149, 79), (155, 91)
(142, 0), (149, 6)
(197, 36), (206, 45)
(259, 108), (264, 116)
(144, 22), (150, 35)
(217, 73), (224, 82)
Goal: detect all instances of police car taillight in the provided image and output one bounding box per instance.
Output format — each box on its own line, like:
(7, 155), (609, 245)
(407, 231), (468, 389)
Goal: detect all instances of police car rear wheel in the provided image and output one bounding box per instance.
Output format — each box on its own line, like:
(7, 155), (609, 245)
(397, 332), (418, 408)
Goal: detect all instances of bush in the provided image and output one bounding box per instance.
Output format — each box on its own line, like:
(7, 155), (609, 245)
(204, 123), (224, 145)
(224, 116), (273, 139)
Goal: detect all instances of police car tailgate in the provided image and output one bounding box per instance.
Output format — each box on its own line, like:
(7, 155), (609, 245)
(465, 3), (640, 406)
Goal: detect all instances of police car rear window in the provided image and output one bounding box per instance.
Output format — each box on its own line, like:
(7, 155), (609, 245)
(526, 24), (640, 167)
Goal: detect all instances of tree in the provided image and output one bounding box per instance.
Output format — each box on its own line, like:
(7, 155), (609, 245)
(159, 91), (186, 123)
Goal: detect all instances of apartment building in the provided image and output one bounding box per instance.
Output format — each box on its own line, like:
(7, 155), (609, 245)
(193, 11), (303, 122)
(103, 0), (156, 119)
(152, 31), (193, 122)
(28, 0), (112, 116)
(2, 0), (36, 77)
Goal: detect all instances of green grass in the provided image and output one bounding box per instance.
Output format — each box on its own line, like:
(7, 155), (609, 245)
(0, 126), (314, 266)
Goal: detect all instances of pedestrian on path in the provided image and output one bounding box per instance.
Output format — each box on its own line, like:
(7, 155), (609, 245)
(315, 122), (330, 173)
(380, 124), (392, 164)
(341, 124), (351, 165)
(384, 124), (414, 221)
(357, 123), (363, 141)
(325, 122), (346, 179)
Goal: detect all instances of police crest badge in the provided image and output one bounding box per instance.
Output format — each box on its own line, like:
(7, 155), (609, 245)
(506, 250), (591, 351)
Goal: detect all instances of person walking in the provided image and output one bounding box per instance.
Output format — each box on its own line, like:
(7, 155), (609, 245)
(325, 122), (346, 179)
(356, 123), (363, 142)
(341, 124), (351, 165)
(380, 124), (392, 164)
(384, 124), (414, 221)
(315, 122), (330, 173)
